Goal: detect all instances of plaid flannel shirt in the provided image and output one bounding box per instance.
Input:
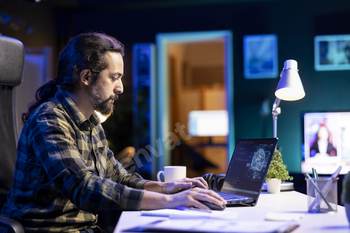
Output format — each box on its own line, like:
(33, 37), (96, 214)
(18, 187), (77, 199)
(1, 88), (148, 232)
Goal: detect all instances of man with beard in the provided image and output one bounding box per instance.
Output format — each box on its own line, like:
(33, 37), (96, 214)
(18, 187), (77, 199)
(1, 32), (225, 233)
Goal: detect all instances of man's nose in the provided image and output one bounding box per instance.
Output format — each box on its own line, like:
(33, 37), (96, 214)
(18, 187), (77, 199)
(114, 80), (123, 94)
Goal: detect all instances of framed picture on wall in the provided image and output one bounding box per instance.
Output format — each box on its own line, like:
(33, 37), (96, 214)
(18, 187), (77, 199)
(243, 34), (278, 79)
(315, 34), (350, 71)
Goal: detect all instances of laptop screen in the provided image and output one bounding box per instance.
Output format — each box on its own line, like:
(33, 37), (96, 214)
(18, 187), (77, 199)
(221, 138), (278, 200)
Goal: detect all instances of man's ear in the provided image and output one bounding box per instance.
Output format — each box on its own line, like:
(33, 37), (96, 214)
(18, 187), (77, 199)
(80, 69), (93, 86)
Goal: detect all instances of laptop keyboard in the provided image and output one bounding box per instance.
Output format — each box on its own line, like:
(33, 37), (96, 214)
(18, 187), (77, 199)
(215, 191), (249, 201)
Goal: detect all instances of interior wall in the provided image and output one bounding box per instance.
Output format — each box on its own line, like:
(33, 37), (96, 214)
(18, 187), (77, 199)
(184, 42), (224, 67)
(63, 0), (350, 173)
(0, 1), (58, 66)
(3, 0), (350, 174)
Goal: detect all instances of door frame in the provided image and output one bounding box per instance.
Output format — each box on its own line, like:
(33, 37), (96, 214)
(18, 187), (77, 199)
(152, 30), (235, 178)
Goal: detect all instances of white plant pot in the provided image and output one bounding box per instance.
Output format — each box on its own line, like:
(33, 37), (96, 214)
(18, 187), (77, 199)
(266, 178), (281, 194)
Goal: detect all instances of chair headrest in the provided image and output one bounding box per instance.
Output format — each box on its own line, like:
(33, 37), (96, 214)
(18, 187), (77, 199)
(0, 35), (25, 87)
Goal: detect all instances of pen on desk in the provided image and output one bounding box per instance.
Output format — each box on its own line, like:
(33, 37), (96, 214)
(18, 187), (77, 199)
(312, 168), (318, 179)
(311, 168), (320, 211)
(278, 222), (300, 233)
(177, 206), (212, 213)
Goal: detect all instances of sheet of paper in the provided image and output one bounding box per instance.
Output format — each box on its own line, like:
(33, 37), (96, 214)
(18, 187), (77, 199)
(265, 212), (305, 221)
(140, 208), (237, 219)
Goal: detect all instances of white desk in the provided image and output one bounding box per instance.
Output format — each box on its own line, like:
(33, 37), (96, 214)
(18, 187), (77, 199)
(113, 191), (349, 233)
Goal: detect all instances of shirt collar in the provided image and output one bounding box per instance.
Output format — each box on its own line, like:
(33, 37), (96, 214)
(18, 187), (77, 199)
(54, 88), (101, 128)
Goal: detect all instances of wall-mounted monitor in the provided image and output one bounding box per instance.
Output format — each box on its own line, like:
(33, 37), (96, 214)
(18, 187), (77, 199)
(188, 110), (228, 137)
(314, 34), (350, 71)
(302, 111), (350, 174)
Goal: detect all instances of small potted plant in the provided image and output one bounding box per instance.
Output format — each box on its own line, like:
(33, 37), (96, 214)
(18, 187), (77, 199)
(265, 149), (293, 193)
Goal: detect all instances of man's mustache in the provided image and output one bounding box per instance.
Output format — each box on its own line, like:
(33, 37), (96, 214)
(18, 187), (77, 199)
(105, 94), (119, 103)
(111, 95), (119, 101)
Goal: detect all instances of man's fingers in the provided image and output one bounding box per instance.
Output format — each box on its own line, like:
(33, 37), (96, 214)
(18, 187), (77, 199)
(172, 177), (209, 191)
(190, 177), (209, 189)
(189, 188), (227, 207)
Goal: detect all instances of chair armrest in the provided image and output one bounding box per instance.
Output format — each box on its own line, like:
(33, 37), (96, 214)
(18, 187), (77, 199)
(0, 216), (24, 233)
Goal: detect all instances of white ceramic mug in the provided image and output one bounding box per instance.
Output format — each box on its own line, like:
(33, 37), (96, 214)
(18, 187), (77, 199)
(157, 166), (186, 182)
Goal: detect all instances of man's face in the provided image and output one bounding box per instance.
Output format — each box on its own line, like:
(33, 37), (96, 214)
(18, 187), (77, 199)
(89, 51), (124, 116)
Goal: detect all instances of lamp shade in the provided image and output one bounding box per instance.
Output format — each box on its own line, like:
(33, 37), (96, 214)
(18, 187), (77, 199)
(275, 59), (305, 101)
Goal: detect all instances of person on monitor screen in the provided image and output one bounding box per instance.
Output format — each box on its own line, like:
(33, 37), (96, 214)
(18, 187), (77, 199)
(0, 32), (226, 232)
(310, 124), (337, 157)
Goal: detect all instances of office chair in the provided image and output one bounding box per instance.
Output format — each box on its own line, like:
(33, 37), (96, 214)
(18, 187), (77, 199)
(0, 35), (25, 233)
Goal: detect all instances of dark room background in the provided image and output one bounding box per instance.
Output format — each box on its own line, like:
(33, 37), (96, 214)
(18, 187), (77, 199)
(2, 0), (350, 183)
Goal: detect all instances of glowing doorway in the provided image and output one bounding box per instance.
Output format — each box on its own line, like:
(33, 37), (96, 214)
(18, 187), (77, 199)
(152, 30), (234, 178)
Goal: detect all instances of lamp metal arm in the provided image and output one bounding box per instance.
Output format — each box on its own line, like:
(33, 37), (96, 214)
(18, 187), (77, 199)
(272, 97), (281, 138)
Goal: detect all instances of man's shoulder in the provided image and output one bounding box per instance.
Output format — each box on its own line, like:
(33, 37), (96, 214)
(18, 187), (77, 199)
(36, 98), (65, 113)
(19, 99), (72, 142)
(29, 99), (68, 123)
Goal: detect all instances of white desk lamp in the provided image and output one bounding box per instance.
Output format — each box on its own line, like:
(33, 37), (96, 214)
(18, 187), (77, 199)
(272, 59), (305, 138)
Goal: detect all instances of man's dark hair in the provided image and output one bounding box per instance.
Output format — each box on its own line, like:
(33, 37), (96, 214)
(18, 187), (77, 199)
(22, 32), (125, 123)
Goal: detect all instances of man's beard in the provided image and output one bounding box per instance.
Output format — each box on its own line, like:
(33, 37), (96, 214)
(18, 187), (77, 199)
(89, 84), (118, 117)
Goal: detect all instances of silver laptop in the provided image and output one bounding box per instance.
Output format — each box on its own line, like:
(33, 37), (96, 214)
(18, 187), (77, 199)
(216, 138), (278, 206)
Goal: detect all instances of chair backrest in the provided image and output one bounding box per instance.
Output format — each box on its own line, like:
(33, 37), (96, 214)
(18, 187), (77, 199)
(0, 35), (25, 209)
